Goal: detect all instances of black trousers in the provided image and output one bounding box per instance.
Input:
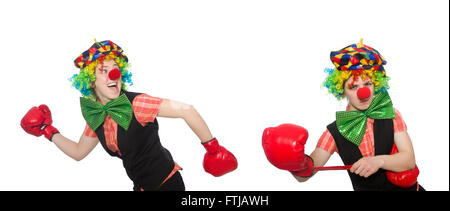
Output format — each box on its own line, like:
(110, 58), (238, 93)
(158, 171), (185, 191)
(134, 171), (185, 191)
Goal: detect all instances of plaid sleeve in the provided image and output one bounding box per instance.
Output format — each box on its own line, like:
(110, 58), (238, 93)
(393, 108), (407, 133)
(316, 129), (337, 154)
(83, 124), (97, 137)
(133, 94), (162, 127)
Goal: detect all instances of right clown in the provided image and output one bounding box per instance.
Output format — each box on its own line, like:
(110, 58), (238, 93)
(263, 39), (424, 191)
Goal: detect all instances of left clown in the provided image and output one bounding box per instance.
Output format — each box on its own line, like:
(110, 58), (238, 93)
(20, 40), (238, 191)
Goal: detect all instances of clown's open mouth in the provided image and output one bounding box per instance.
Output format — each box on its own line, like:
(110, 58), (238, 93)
(107, 82), (120, 93)
(107, 82), (117, 88)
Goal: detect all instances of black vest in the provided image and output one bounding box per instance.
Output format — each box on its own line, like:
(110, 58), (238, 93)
(95, 91), (175, 190)
(327, 119), (417, 191)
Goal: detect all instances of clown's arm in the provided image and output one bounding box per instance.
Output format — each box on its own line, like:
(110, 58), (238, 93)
(52, 133), (99, 161)
(158, 99), (213, 143)
(21, 104), (99, 161)
(389, 131), (416, 170)
(157, 98), (238, 177)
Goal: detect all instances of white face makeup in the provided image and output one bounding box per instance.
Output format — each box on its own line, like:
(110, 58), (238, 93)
(92, 59), (122, 104)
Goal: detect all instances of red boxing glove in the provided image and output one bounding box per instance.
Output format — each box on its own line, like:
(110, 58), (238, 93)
(262, 123), (314, 177)
(202, 138), (238, 177)
(386, 144), (420, 188)
(21, 104), (59, 141)
(21, 106), (45, 137)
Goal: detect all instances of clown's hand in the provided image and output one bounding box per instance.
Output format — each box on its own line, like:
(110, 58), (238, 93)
(21, 104), (60, 141)
(202, 138), (238, 177)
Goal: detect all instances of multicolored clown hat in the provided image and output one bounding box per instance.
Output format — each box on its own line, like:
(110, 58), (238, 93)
(330, 39), (386, 72)
(74, 39), (128, 69)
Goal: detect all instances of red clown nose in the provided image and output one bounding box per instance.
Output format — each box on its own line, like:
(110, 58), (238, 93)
(108, 68), (121, 80)
(357, 87), (371, 100)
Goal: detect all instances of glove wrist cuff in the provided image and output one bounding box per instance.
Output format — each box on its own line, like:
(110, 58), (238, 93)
(291, 155), (314, 177)
(202, 138), (219, 153)
(42, 125), (59, 142)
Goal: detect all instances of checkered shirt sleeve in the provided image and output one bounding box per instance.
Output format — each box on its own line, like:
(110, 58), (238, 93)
(83, 124), (97, 137)
(316, 129), (337, 154)
(132, 94), (162, 127)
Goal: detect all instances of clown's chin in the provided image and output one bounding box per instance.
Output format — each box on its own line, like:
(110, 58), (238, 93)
(106, 85), (121, 98)
(357, 101), (371, 111)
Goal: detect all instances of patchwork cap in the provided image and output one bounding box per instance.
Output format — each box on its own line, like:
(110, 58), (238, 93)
(330, 39), (386, 72)
(74, 40), (128, 68)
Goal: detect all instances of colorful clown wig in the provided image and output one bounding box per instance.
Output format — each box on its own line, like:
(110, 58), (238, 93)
(322, 39), (390, 100)
(70, 40), (133, 98)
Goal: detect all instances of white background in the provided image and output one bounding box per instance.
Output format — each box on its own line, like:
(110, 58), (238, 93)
(1, 0), (448, 191)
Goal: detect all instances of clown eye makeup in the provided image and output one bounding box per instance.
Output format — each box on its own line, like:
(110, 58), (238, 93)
(100, 65), (119, 74)
(364, 81), (373, 86)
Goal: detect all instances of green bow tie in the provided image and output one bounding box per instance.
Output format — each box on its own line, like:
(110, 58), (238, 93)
(80, 94), (133, 131)
(336, 92), (396, 146)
